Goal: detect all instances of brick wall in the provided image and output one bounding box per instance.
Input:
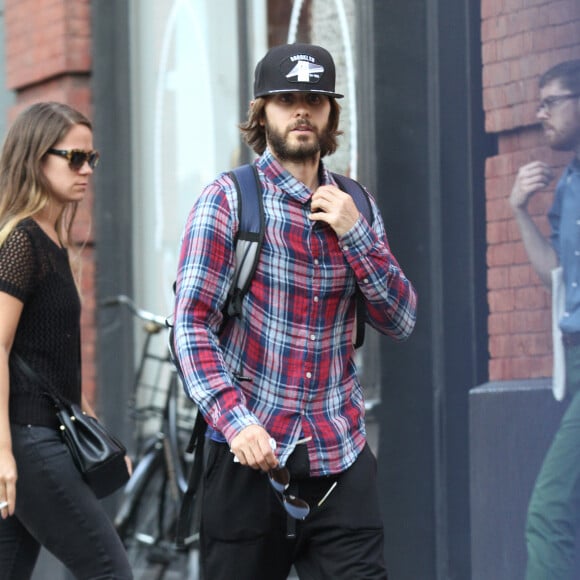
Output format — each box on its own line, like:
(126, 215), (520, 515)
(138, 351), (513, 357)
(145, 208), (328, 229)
(482, 0), (580, 381)
(4, 0), (97, 402)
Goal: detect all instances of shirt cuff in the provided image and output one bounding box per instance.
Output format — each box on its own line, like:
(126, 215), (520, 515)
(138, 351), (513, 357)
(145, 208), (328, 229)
(338, 214), (376, 255)
(216, 404), (262, 443)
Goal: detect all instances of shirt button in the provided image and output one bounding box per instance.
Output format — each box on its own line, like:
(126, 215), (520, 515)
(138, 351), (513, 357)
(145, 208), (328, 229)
(565, 311), (571, 317)
(576, 251), (580, 256)
(314, 259), (320, 266)
(314, 296), (319, 302)
(310, 334), (316, 341)
(306, 372), (312, 379)
(576, 219), (580, 225)
(573, 282), (578, 288)
(343, 244), (349, 251)
(363, 278), (369, 284)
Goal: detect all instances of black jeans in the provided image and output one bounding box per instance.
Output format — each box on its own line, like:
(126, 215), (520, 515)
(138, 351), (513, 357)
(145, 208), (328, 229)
(201, 441), (388, 580)
(0, 424), (132, 580)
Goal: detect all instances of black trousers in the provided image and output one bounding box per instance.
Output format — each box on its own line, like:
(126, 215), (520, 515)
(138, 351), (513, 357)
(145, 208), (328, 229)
(0, 424), (132, 580)
(200, 441), (388, 580)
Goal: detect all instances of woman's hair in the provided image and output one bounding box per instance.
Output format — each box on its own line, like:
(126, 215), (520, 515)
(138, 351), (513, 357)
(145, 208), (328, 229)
(239, 96), (343, 157)
(540, 60), (580, 93)
(0, 101), (92, 248)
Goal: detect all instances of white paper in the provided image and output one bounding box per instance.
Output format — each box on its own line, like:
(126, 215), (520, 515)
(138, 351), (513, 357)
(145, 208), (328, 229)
(552, 266), (566, 401)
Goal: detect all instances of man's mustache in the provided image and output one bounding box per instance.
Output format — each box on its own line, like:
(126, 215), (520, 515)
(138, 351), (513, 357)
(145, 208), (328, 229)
(290, 120), (315, 131)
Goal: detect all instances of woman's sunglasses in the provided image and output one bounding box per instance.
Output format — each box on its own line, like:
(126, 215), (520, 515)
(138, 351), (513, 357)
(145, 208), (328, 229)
(47, 148), (100, 171)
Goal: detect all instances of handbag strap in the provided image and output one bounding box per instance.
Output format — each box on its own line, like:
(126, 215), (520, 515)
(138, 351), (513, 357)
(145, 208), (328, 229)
(11, 352), (64, 409)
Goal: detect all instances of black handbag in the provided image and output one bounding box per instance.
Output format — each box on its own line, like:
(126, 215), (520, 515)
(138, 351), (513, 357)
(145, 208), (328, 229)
(13, 354), (129, 498)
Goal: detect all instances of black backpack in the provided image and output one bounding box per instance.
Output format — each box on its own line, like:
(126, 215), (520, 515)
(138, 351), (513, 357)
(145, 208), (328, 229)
(173, 164), (374, 549)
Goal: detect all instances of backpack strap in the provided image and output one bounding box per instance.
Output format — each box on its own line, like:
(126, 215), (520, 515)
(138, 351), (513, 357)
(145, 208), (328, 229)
(331, 173), (374, 349)
(225, 164), (265, 320)
(175, 409), (207, 550)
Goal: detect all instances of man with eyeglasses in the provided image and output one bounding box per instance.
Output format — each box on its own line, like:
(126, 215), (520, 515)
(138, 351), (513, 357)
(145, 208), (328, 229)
(510, 59), (580, 579)
(173, 43), (417, 580)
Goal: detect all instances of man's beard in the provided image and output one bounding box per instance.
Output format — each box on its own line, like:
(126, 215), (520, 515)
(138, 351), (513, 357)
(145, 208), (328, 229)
(545, 122), (580, 152)
(266, 120), (329, 162)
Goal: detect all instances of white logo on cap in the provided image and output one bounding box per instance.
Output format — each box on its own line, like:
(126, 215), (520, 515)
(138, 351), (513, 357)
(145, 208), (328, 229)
(286, 59), (324, 83)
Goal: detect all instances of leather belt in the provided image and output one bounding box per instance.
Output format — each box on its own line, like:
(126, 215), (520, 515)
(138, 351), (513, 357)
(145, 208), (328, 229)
(562, 332), (580, 347)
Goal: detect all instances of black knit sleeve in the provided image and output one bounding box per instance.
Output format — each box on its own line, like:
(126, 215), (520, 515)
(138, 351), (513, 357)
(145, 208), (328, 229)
(0, 225), (37, 302)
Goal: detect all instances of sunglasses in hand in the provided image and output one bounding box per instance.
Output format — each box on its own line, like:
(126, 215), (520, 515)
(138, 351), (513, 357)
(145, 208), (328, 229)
(268, 466), (310, 520)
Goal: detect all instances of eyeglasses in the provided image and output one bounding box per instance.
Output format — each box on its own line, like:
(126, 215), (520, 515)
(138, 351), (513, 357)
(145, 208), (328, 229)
(268, 467), (310, 520)
(537, 93), (580, 114)
(47, 148), (100, 170)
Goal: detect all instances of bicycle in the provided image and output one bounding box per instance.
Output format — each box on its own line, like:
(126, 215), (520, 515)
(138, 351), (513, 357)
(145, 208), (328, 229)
(100, 295), (200, 580)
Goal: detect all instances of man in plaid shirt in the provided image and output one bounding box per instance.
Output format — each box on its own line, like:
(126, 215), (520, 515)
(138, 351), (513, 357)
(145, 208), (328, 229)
(173, 43), (417, 580)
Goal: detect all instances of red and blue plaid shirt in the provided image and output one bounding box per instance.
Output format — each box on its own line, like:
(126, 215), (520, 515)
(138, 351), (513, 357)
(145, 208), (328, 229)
(173, 149), (417, 476)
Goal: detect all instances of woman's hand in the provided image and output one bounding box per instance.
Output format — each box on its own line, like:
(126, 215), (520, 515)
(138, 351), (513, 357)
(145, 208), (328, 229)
(0, 446), (17, 518)
(124, 454), (133, 477)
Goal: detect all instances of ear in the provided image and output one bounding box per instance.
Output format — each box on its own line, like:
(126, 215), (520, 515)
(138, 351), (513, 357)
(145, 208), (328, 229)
(257, 105), (267, 128)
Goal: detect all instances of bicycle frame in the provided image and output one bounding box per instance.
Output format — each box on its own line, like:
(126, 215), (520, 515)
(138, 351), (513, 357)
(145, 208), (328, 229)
(102, 295), (199, 578)
(114, 369), (190, 533)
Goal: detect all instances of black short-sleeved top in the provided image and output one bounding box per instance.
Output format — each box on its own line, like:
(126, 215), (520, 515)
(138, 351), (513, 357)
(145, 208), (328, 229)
(0, 218), (82, 427)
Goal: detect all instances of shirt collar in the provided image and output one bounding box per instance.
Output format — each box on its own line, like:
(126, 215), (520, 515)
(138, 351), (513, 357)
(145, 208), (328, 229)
(256, 147), (334, 204)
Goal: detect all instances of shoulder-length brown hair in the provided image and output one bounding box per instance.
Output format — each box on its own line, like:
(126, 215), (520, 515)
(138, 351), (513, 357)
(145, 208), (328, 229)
(239, 96), (343, 157)
(0, 101), (92, 248)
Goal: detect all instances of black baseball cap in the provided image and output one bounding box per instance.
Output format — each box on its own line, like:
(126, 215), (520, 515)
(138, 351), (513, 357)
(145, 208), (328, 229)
(253, 43), (344, 99)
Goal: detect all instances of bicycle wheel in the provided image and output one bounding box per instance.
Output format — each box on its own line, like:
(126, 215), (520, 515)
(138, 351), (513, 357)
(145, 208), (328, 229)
(118, 453), (195, 579)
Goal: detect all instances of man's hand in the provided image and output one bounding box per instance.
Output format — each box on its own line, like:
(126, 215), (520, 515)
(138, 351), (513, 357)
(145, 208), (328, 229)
(309, 185), (360, 237)
(230, 425), (279, 471)
(510, 161), (554, 211)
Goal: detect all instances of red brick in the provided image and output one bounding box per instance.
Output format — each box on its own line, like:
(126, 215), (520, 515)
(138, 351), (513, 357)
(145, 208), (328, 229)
(481, 17), (509, 43)
(488, 312), (512, 335)
(485, 154), (512, 178)
(483, 61), (512, 88)
(488, 265), (510, 289)
(504, 0), (525, 12)
(487, 242), (517, 268)
(488, 288), (516, 312)
(482, 40), (498, 65)
(511, 309), (551, 333)
(486, 197), (513, 221)
(486, 174), (514, 200)
(512, 355), (552, 379)
(487, 221), (511, 245)
(489, 354), (552, 381)
(497, 34), (525, 61)
(509, 264), (535, 287)
(514, 286), (550, 310)
(548, 0), (580, 26)
(5, 0), (92, 90)
(491, 332), (550, 358)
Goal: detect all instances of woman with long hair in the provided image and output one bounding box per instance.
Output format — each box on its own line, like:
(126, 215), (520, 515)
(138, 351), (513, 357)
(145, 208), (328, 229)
(0, 102), (132, 579)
